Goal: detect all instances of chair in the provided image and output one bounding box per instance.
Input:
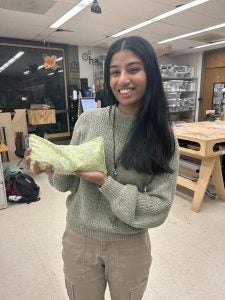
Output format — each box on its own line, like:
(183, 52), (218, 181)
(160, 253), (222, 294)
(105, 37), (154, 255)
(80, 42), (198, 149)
(14, 127), (46, 167)
(15, 148), (25, 167)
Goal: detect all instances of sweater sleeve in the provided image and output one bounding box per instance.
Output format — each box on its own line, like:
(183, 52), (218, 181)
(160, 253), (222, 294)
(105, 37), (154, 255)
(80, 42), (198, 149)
(99, 144), (179, 229)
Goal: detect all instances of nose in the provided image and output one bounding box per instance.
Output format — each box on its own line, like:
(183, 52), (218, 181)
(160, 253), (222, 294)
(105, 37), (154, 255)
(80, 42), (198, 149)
(118, 70), (130, 85)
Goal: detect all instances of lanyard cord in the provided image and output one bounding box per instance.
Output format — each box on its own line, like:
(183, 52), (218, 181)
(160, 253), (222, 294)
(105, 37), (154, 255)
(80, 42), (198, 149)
(111, 105), (117, 177)
(111, 105), (120, 177)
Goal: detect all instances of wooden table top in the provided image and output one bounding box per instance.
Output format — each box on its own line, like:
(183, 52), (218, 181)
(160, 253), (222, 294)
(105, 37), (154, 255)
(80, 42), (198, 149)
(173, 121), (225, 142)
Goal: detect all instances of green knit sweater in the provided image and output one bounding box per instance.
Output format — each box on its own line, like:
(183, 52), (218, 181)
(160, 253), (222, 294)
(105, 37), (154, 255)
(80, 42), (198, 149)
(48, 106), (179, 241)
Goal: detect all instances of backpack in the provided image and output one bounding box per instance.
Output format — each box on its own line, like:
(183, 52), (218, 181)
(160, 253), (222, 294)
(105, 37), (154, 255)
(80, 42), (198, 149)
(5, 173), (40, 204)
(4, 165), (21, 181)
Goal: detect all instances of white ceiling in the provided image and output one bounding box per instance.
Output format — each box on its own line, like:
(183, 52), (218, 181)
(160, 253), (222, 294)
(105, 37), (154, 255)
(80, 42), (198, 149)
(0, 0), (225, 55)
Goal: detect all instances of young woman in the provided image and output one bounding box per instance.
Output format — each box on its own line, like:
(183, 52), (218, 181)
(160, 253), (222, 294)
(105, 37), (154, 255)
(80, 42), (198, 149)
(26, 36), (179, 300)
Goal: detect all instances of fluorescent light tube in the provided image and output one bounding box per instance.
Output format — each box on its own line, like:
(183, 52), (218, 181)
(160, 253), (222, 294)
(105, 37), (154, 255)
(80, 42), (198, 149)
(38, 65), (44, 70)
(111, 0), (209, 38)
(111, 20), (155, 37)
(194, 40), (225, 49)
(50, 0), (93, 29)
(159, 22), (225, 44)
(0, 51), (24, 73)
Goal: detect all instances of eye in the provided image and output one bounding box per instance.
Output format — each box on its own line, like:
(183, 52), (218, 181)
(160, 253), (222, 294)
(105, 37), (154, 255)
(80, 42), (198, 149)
(110, 69), (120, 76)
(128, 66), (142, 73)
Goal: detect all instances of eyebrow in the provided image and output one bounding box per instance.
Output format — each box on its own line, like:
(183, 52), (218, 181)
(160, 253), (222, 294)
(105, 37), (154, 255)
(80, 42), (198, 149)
(110, 61), (143, 68)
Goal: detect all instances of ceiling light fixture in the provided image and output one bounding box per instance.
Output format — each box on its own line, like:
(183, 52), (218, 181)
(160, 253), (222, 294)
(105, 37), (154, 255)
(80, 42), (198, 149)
(91, 0), (102, 14)
(158, 22), (225, 44)
(50, 0), (93, 29)
(194, 40), (225, 49)
(111, 0), (209, 38)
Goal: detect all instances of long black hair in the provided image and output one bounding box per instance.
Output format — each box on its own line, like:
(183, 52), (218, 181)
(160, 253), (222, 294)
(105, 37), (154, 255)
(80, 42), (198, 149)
(104, 36), (175, 175)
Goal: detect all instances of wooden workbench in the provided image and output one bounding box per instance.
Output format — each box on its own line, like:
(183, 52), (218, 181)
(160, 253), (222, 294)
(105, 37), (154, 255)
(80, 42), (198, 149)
(173, 121), (225, 212)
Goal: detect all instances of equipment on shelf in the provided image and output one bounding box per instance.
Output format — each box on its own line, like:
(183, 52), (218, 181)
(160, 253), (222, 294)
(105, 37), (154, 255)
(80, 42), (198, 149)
(160, 64), (197, 123)
(160, 64), (194, 79)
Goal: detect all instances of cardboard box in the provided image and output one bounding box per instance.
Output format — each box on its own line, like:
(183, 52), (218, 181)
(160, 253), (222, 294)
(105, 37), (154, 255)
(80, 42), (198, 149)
(27, 109), (56, 125)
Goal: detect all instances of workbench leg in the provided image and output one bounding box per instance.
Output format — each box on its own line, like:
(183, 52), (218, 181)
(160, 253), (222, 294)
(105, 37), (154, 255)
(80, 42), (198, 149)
(211, 156), (225, 201)
(192, 157), (216, 213)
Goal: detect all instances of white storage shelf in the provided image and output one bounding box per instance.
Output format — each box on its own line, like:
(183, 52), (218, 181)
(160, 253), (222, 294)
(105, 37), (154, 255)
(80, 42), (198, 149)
(163, 79), (197, 121)
(160, 65), (197, 122)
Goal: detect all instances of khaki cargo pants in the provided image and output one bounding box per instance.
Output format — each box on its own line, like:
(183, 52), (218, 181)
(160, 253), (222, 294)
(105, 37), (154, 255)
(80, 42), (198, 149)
(62, 226), (152, 300)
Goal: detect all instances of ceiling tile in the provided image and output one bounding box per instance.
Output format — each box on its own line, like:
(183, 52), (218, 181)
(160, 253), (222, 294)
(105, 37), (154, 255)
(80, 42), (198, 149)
(0, 8), (54, 27)
(0, 0), (55, 14)
(139, 21), (192, 39)
(189, 0), (225, 22)
(45, 1), (77, 17)
(151, 0), (192, 6)
(163, 11), (222, 30)
(0, 0), (225, 54)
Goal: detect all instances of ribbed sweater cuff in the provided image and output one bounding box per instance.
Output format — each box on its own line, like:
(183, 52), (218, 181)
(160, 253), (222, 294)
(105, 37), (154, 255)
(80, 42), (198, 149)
(99, 176), (123, 201)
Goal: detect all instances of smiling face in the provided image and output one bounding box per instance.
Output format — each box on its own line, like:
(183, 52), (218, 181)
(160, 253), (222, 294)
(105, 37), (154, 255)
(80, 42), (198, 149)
(109, 49), (147, 115)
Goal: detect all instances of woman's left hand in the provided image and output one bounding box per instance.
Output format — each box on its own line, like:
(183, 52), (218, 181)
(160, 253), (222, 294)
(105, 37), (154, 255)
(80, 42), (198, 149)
(75, 170), (107, 187)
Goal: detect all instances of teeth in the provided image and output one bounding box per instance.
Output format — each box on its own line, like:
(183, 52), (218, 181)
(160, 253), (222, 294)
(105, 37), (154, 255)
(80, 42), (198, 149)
(120, 88), (132, 94)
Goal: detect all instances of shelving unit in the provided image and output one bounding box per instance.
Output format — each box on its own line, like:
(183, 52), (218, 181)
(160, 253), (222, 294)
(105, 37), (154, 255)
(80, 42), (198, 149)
(163, 78), (197, 122)
(160, 64), (197, 123)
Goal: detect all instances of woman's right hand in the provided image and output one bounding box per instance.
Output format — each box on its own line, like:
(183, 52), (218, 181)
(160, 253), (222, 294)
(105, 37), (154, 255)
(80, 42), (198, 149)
(24, 148), (32, 170)
(24, 148), (53, 175)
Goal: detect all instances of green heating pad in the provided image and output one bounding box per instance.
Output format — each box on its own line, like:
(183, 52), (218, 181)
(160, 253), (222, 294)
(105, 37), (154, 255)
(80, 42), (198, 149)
(29, 134), (107, 175)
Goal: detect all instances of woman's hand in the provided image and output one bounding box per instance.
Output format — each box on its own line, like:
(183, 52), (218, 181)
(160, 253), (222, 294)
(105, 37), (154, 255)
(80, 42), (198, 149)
(75, 170), (107, 187)
(24, 148), (32, 170)
(24, 148), (53, 175)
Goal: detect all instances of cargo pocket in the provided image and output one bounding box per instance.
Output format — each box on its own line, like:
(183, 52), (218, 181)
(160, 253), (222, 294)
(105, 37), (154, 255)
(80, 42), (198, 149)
(129, 277), (148, 300)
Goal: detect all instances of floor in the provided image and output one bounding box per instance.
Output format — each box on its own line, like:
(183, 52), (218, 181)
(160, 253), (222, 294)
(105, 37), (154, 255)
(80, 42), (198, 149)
(0, 164), (225, 300)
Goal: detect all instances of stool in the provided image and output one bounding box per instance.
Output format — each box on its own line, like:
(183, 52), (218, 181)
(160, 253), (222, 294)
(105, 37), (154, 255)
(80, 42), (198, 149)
(15, 148), (25, 167)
